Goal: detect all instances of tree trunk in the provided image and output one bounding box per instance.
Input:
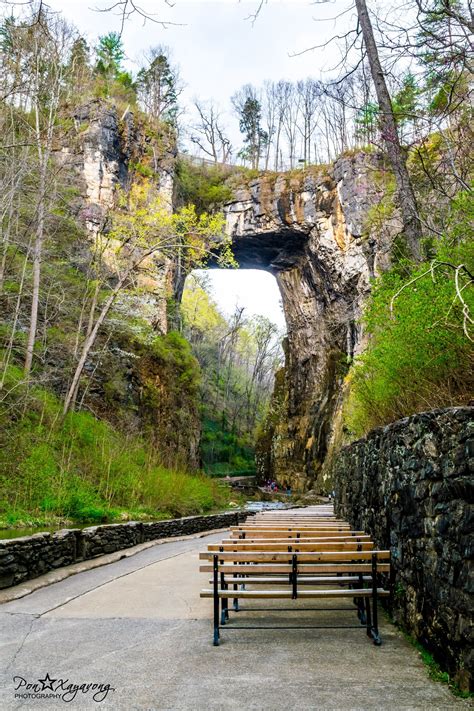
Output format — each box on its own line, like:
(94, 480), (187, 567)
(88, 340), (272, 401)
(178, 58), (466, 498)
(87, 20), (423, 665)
(355, 0), (422, 261)
(274, 120), (282, 171)
(24, 155), (46, 376)
(62, 274), (127, 415)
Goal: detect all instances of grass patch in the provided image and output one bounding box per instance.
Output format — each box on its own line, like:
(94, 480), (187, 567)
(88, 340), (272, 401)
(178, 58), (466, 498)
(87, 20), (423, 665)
(401, 628), (472, 699)
(0, 363), (230, 526)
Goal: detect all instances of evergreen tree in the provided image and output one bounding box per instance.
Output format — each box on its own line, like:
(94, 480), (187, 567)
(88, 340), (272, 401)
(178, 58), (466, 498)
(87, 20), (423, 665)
(137, 46), (180, 123)
(67, 37), (92, 99)
(95, 32), (124, 79)
(232, 85), (268, 169)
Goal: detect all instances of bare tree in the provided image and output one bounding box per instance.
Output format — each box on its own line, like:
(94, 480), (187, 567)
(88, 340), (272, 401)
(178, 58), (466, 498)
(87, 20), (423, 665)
(262, 80), (278, 170)
(281, 81), (300, 169)
(355, 0), (422, 260)
(190, 100), (232, 163)
(295, 78), (320, 165)
(1, 6), (75, 376)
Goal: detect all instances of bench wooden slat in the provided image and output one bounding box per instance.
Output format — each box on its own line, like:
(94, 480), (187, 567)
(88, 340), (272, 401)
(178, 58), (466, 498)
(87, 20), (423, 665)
(230, 531), (370, 541)
(200, 563), (391, 574)
(209, 575), (373, 584)
(200, 588), (391, 599)
(207, 542), (374, 552)
(227, 536), (371, 543)
(199, 550), (390, 562)
(236, 524), (350, 527)
(230, 527), (352, 533)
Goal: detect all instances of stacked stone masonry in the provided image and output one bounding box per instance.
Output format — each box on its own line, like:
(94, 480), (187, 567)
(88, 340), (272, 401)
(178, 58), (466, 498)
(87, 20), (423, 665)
(0, 510), (251, 590)
(334, 406), (473, 691)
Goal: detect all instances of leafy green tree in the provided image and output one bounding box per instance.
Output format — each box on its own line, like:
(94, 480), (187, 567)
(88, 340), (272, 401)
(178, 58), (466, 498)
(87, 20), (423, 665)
(94, 32), (133, 97)
(393, 73), (420, 137)
(63, 185), (226, 415)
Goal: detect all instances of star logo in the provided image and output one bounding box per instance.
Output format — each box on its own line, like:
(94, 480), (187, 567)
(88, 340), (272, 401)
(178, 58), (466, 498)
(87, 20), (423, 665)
(38, 673), (56, 691)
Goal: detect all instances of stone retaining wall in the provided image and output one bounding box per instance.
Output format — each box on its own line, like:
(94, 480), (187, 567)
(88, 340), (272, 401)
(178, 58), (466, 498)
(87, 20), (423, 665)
(0, 510), (251, 590)
(333, 406), (473, 691)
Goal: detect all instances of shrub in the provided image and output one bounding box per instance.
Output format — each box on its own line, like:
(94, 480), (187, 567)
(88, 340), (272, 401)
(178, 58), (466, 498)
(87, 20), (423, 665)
(345, 227), (474, 437)
(175, 159), (233, 214)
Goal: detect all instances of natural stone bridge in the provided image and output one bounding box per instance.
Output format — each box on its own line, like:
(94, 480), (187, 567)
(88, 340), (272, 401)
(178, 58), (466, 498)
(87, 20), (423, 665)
(211, 154), (396, 489)
(72, 102), (394, 490)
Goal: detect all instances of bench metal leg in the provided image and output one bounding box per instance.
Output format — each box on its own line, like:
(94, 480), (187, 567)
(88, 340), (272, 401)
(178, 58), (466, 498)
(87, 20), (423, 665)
(233, 562), (242, 610)
(370, 554), (382, 645)
(220, 571), (228, 624)
(213, 554), (220, 645)
(365, 597), (372, 638)
(357, 573), (366, 625)
(356, 598), (366, 625)
(233, 583), (239, 611)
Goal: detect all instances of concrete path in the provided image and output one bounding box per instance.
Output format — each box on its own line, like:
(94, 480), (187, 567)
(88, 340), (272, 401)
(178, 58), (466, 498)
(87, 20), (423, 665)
(0, 531), (468, 711)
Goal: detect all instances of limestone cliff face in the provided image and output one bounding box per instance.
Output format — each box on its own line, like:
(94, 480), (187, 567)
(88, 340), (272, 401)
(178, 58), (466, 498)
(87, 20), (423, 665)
(223, 154), (399, 491)
(59, 100), (201, 469)
(65, 99), (176, 333)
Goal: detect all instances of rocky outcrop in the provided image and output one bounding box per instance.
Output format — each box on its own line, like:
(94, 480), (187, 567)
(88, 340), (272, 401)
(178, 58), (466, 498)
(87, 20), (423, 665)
(65, 99), (177, 333)
(333, 406), (474, 691)
(222, 154), (399, 490)
(56, 101), (201, 469)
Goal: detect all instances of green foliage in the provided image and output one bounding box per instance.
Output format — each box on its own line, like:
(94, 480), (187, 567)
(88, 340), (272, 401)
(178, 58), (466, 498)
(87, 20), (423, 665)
(150, 331), (201, 390)
(345, 214), (474, 436)
(364, 172), (397, 238)
(0, 365), (229, 525)
(181, 275), (282, 476)
(392, 73), (420, 128)
(175, 159), (233, 214)
(95, 32), (124, 77)
(129, 160), (154, 178)
(136, 49), (179, 124)
(110, 183), (229, 272)
(233, 86), (268, 169)
(93, 32), (136, 103)
(201, 418), (256, 476)
(355, 102), (379, 144)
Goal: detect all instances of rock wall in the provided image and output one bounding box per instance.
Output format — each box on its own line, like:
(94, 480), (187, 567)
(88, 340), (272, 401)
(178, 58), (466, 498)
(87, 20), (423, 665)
(223, 153), (398, 490)
(333, 406), (473, 691)
(0, 510), (252, 589)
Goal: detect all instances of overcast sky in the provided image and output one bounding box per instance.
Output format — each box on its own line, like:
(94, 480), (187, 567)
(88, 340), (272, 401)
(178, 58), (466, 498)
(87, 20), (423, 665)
(45, 0), (355, 329)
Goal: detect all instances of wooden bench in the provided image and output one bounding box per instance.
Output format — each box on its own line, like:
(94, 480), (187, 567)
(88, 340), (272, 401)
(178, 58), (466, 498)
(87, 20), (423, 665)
(200, 548), (391, 646)
(229, 529), (367, 539)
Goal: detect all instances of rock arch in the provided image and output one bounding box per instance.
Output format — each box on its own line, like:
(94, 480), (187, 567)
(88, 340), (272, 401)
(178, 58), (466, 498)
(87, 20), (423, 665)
(209, 154), (392, 491)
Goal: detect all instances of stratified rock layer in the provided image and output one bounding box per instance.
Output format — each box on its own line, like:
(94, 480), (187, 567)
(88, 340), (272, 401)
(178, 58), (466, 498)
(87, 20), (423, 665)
(221, 154), (398, 490)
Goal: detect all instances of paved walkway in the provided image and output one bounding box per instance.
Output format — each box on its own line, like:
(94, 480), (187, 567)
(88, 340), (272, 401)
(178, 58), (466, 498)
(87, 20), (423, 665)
(0, 532), (468, 710)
